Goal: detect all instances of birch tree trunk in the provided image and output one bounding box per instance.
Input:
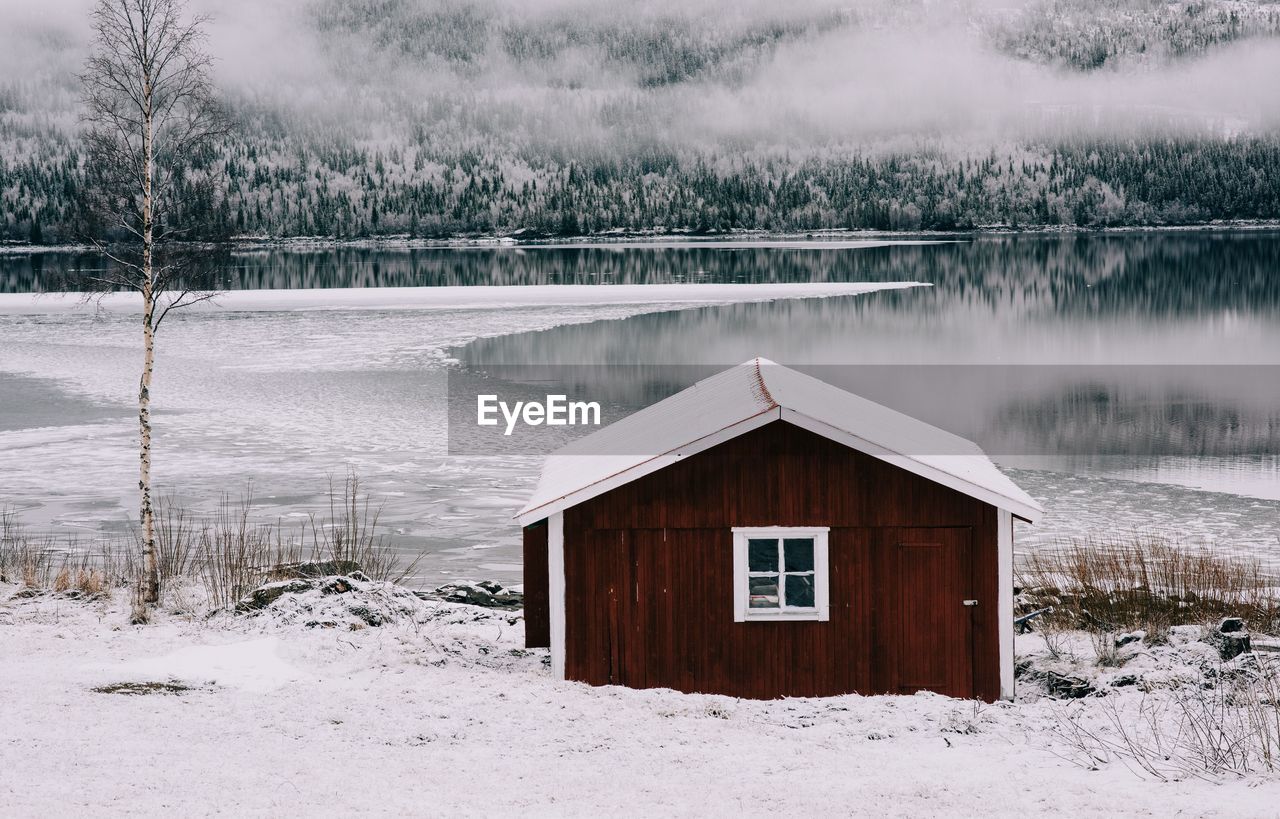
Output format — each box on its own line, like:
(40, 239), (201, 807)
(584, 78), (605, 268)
(140, 289), (158, 602)
(79, 0), (226, 610)
(139, 33), (158, 604)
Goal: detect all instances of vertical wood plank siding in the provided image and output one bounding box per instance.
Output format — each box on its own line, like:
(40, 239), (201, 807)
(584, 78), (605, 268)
(561, 420), (1002, 701)
(522, 521), (550, 648)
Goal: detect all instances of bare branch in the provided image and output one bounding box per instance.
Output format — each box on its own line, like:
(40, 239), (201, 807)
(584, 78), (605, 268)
(77, 0), (226, 291)
(155, 289), (220, 332)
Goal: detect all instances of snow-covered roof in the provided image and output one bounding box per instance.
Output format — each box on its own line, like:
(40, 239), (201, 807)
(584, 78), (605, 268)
(516, 358), (1043, 525)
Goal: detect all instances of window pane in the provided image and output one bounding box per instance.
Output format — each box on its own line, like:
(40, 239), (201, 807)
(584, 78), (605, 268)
(783, 538), (814, 572)
(748, 539), (778, 573)
(785, 574), (815, 608)
(748, 575), (779, 608)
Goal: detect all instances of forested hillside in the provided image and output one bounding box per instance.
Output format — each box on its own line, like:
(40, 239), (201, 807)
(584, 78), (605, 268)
(988, 0), (1280, 69)
(3, 0), (1280, 243)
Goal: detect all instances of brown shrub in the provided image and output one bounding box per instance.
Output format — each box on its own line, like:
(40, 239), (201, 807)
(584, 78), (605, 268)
(1051, 656), (1280, 778)
(1018, 534), (1280, 637)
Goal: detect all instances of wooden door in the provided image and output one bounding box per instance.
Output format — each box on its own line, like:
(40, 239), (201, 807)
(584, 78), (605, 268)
(567, 529), (683, 691)
(566, 529), (636, 686)
(889, 528), (974, 698)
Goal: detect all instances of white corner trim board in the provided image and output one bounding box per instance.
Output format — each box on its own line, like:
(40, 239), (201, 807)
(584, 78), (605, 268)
(998, 508), (1014, 701)
(548, 511), (566, 681)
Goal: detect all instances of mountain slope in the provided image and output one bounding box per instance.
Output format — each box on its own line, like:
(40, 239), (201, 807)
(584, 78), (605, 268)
(3, 0), (1280, 241)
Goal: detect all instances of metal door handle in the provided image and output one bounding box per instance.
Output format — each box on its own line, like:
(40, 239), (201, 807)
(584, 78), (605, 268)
(962, 599), (979, 607)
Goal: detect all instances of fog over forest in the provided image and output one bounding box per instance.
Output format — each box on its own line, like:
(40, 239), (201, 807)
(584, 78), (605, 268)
(3, 0), (1280, 239)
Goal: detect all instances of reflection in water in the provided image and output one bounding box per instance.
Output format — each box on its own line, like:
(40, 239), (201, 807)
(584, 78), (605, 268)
(6, 232), (1280, 317)
(445, 364), (1280, 461)
(455, 233), (1280, 503)
(989, 376), (1280, 459)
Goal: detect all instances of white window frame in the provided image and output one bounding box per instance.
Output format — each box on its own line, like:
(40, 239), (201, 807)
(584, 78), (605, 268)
(732, 526), (830, 622)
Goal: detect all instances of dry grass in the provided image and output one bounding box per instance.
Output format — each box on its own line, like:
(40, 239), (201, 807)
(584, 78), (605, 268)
(1018, 534), (1280, 640)
(1, 508), (53, 587)
(51, 565), (107, 597)
(153, 501), (199, 585)
(3, 473), (421, 611)
(1, 508), (124, 597)
(195, 492), (304, 609)
(194, 474), (420, 608)
(305, 474), (419, 585)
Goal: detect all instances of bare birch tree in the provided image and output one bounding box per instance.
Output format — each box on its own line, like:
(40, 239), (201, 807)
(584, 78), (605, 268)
(78, 0), (226, 607)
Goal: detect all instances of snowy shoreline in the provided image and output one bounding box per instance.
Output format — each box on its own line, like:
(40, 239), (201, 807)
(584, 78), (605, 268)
(2, 220), (1279, 255)
(0, 282), (926, 315)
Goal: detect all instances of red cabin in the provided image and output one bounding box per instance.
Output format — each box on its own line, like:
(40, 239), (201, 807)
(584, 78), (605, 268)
(518, 359), (1041, 701)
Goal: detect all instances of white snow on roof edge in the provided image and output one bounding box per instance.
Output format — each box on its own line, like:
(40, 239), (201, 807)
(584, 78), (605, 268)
(516, 358), (1043, 525)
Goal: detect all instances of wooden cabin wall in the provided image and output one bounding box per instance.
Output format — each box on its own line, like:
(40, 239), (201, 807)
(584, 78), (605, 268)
(561, 420), (1002, 701)
(522, 520), (550, 648)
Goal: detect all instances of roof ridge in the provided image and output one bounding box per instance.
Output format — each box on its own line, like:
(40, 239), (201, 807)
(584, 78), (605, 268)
(752, 357), (778, 409)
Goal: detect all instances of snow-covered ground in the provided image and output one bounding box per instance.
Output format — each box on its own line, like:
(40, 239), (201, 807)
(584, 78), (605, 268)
(3, 583), (1278, 817)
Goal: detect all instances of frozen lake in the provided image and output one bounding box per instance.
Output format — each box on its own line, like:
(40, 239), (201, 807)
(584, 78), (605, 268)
(2, 234), (1279, 584)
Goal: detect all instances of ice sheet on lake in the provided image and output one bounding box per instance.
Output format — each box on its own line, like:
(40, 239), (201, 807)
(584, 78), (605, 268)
(0, 281), (922, 315)
(0, 284), (917, 583)
(2, 281), (1278, 585)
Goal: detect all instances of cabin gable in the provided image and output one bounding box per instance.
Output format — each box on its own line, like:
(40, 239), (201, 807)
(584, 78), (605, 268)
(565, 420), (991, 532)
